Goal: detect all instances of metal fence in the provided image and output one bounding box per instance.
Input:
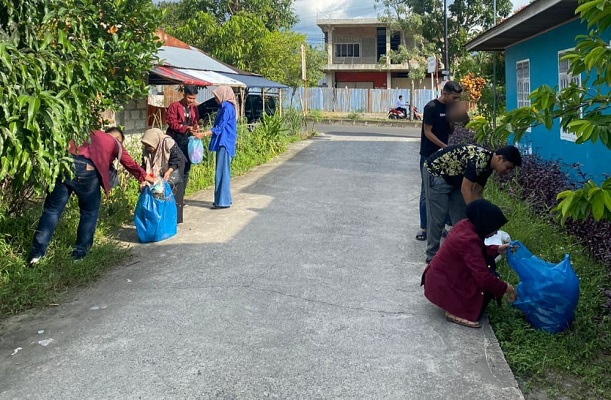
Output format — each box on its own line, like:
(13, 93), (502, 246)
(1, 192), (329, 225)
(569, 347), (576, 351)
(281, 87), (436, 114)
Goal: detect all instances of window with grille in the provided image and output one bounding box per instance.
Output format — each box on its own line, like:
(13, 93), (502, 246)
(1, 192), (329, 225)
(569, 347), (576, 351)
(559, 49), (581, 142)
(516, 60), (530, 108)
(335, 43), (360, 58)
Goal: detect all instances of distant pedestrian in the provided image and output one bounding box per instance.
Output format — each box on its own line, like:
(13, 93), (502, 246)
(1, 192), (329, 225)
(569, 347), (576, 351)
(193, 86), (237, 209)
(421, 199), (517, 328)
(141, 128), (187, 223)
(423, 144), (522, 263)
(416, 81), (463, 242)
(166, 85), (200, 186)
(30, 129), (153, 264)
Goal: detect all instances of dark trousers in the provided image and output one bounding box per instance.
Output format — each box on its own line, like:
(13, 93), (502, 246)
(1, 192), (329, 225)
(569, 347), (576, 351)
(32, 157), (101, 259)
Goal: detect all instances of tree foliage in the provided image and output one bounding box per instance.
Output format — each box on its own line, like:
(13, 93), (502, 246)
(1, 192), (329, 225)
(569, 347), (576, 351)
(468, 0), (611, 222)
(0, 0), (162, 192)
(159, 1), (325, 88)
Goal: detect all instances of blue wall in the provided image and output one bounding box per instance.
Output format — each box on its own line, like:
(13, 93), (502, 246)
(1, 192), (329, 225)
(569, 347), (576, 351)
(505, 19), (610, 183)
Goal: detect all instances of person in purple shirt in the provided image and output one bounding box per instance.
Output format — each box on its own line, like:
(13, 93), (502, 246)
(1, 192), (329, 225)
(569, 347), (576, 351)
(194, 86), (237, 209)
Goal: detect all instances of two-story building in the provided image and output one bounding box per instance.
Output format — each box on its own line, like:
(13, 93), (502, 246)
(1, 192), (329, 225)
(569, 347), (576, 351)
(317, 18), (436, 90)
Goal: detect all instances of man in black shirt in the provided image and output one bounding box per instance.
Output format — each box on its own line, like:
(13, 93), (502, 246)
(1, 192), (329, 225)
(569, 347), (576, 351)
(423, 144), (522, 263)
(416, 81), (463, 242)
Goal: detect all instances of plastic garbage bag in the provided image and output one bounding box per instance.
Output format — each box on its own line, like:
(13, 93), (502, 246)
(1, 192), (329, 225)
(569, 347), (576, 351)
(188, 137), (204, 164)
(506, 241), (579, 333)
(134, 181), (177, 243)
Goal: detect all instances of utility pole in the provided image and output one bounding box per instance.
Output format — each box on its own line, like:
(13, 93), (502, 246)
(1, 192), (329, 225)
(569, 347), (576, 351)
(443, 0), (449, 80)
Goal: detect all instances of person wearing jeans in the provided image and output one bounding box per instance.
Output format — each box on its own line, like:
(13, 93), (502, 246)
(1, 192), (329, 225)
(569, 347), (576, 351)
(30, 129), (152, 264)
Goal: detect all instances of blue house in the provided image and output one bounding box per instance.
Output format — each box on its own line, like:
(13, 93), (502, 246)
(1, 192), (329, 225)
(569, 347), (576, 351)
(466, 0), (610, 183)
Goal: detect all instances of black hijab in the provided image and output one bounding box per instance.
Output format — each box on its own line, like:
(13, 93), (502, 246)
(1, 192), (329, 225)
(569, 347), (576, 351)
(466, 199), (508, 239)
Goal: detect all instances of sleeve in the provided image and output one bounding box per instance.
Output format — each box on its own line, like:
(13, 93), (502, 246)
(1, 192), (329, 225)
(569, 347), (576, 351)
(166, 103), (190, 135)
(460, 237), (507, 298)
(486, 245), (500, 259)
(211, 104), (229, 135)
(167, 144), (182, 171)
(119, 147), (147, 182)
(423, 102), (436, 126)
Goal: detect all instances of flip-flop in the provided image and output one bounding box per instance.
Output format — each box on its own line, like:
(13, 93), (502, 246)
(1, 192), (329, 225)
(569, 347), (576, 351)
(416, 230), (427, 241)
(445, 312), (481, 328)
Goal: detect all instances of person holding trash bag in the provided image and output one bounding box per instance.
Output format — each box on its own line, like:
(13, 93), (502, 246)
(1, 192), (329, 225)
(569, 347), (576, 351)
(166, 85), (200, 186)
(30, 129), (153, 264)
(141, 128), (187, 224)
(193, 86), (237, 209)
(421, 199), (517, 328)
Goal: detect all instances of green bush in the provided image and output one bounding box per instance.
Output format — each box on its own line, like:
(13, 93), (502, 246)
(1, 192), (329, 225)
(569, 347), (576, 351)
(0, 115), (304, 319)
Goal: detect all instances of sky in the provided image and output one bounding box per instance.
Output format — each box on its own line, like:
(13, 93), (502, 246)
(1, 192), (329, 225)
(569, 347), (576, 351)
(294, 0), (533, 45)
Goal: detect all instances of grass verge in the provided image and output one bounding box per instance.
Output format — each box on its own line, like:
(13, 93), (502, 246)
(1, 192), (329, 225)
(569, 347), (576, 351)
(485, 182), (611, 399)
(0, 112), (306, 320)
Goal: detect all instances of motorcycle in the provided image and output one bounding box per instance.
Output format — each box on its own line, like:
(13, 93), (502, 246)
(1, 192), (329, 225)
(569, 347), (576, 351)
(388, 106), (422, 120)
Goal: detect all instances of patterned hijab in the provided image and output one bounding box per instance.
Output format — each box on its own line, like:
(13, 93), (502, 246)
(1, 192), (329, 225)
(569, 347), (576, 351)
(141, 128), (174, 178)
(213, 86), (237, 109)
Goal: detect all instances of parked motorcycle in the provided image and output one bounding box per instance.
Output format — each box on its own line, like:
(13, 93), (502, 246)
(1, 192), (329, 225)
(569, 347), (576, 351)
(388, 106), (422, 120)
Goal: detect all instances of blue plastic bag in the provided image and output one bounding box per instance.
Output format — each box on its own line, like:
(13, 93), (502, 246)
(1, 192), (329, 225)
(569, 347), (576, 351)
(134, 182), (177, 243)
(506, 241), (579, 333)
(188, 137), (204, 164)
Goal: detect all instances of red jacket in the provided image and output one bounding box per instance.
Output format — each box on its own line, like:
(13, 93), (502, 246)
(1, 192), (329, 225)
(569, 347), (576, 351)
(422, 219), (508, 321)
(165, 100), (199, 138)
(70, 131), (147, 195)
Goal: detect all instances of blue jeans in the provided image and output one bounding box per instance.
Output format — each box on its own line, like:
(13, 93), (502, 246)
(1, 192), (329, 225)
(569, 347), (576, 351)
(31, 157), (101, 259)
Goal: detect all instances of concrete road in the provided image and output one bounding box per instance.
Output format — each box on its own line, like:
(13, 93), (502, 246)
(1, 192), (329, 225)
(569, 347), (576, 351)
(0, 124), (523, 399)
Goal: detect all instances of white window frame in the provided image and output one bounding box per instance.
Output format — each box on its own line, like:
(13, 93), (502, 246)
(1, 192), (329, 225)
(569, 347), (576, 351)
(516, 59), (531, 132)
(558, 48), (582, 142)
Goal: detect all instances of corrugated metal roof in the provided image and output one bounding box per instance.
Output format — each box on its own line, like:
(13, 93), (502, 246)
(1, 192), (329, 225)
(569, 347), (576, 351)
(158, 46), (235, 73)
(178, 69), (246, 88)
(219, 73), (288, 89)
(149, 66), (213, 86)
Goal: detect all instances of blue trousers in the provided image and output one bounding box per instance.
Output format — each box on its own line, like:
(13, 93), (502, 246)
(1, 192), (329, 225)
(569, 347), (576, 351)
(32, 157), (101, 259)
(214, 147), (232, 207)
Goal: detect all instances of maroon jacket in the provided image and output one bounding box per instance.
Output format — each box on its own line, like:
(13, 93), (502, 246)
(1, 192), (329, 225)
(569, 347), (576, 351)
(70, 131), (147, 195)
(422, 219), (508, 321)
(165, 100), (199, 141)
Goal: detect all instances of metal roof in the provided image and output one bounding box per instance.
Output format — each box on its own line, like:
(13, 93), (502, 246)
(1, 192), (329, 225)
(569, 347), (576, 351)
(219, 73), (288, 89)
(177, 69), (246, 88)
(465, 0), (579, 51)
(158, 46), (236, 73)
(149, 66), (212, 86)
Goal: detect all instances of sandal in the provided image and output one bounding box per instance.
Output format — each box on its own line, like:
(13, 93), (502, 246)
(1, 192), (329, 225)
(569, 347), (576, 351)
(445, 312), (481, 328)
(416, 230), (427, 241)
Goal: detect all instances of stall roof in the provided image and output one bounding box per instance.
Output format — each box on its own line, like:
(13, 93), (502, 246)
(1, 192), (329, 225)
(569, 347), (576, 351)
(158, 46), (236, 73)
(178, 69), (246, 88)
(149, 66), (212, 86)
(219, 73), (288, 89)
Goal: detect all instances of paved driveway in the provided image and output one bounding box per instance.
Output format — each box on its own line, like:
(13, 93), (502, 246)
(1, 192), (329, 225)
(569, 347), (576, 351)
(0, 125), (523, 399)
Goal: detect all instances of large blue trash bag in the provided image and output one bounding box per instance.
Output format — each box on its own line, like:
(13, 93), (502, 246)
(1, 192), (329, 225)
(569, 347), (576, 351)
(134, 182), (177, 243)
(506, 241), (579, 333)
(188, 137), (204, 164)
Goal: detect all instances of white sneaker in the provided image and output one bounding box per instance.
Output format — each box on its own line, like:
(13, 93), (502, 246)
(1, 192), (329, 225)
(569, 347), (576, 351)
(29, 257), (41, 265)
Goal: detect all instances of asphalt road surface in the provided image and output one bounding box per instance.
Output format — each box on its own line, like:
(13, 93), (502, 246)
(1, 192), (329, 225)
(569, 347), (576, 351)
(0, 124), (523, 399)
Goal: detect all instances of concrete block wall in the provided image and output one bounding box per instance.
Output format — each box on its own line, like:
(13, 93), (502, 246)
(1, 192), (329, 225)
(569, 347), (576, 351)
(116, 98), (148, 134)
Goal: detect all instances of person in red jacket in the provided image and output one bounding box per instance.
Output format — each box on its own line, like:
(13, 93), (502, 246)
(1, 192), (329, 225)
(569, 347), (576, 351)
(421, 199), (517, 328)
(30, 128), (153, 264)
(165, 85), (199, 185)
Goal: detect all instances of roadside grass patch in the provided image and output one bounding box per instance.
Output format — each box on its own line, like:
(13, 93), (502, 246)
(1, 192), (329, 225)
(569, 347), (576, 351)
(0, 112), (305, 319)
(485, 182), (611, 399)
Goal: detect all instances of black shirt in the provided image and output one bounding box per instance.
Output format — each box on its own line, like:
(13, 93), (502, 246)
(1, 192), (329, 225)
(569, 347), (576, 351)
(425, 144), (494, 188)
(420, 99), (452, 157)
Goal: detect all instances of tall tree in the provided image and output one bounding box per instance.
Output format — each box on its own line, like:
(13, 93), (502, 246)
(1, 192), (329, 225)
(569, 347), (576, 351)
(0, 0), (161, 191)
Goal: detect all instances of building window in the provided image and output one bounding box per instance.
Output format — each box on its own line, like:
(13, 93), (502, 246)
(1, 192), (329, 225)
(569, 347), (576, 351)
(559, 49), (581, 142)
(516, 59), (530, 108)
(335, 43), (360, 58)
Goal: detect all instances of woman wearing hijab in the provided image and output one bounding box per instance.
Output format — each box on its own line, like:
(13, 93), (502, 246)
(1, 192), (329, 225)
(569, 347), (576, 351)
(193, 86), (237, 209)
(141, 128), (187, 223)
(421, 199), (517, 328)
